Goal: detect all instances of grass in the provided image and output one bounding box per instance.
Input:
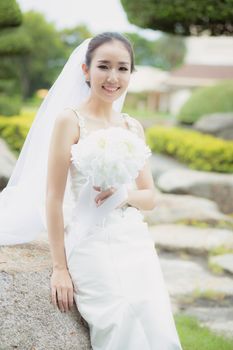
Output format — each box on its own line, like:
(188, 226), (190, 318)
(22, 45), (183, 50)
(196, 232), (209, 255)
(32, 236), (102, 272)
(175, 313), (233, 350)
(122, 106), (174, 120)
(176, 218), (233, 231)
(208, 245), (233, 257)
(21, 101), (174, 121)
(208, 261), (225, 275)
(191, 288), (227, 301)
(177, 289), (227, 305)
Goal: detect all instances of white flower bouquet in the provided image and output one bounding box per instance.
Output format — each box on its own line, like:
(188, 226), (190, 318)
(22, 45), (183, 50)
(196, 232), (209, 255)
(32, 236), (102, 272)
(70, 126), (152, 191)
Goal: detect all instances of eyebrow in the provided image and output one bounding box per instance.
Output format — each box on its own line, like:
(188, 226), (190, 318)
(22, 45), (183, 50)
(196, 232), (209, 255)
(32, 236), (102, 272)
(97, 59), (130, 65)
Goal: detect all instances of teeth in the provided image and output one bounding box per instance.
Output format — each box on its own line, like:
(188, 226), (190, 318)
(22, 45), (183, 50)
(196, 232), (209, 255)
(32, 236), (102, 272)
(103, 86), (119, 92)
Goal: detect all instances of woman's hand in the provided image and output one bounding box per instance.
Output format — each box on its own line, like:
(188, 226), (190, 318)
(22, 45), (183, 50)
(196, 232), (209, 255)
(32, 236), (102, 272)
(50, 267), (74, 312)
(93, 186), (117, 206)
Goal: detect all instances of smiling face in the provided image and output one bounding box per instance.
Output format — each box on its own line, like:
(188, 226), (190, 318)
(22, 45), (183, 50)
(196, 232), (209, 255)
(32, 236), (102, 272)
(82, 40), (131, 103)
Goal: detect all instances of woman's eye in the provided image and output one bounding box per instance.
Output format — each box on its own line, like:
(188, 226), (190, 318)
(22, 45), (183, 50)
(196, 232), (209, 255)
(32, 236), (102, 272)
(98, 65), (128, 71)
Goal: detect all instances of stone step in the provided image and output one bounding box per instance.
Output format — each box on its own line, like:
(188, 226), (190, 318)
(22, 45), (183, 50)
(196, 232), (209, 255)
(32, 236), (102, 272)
(155, 253), (233, 299)
(149, 224), (233, 255)
(143, 190), (233, 228)
(209, 253), (233, 275)
(156, 167), (233, 214)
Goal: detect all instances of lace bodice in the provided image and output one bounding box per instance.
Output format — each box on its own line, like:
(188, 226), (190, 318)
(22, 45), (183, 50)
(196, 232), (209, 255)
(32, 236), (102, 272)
(68, 109), (140, 203)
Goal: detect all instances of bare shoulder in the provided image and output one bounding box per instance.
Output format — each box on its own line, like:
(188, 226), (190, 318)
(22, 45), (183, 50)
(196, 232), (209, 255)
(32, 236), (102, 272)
(55, 108), (80, 144)
(126, 114), (145, 140)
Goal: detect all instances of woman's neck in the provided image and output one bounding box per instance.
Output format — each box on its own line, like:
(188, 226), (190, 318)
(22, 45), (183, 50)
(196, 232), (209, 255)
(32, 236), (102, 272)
(78, 99), (119, 122)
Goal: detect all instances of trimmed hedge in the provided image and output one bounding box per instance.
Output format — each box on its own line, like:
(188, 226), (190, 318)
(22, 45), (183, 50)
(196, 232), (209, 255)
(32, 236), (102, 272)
(145, 125), (233, 173)
(177, 80), (233, 124)
(1, 112), (233, 173)
(0, 27), (32, 55)
(0, 0), (22, 28)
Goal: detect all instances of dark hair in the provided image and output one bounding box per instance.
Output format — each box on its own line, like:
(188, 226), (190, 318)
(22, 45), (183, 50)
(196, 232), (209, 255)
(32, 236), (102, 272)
(84, 32), (136, 88)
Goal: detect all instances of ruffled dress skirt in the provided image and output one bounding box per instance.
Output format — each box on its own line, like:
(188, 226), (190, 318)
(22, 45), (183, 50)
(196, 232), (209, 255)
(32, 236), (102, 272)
(66, 206), (183, 350)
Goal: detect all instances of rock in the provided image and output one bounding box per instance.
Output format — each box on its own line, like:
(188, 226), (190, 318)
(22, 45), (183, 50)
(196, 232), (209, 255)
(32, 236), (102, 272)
(157, 168), (233, 214)
(158, 255), (233, 297)
(0, 138), (17, 190)
(149, 224), (233, 255)
(0, 234), (91, 350)
(209, 253), (233, 275)
(193, 113), (233, 140)
(142, 190), (232, 226)
(150, 153), (188, 181)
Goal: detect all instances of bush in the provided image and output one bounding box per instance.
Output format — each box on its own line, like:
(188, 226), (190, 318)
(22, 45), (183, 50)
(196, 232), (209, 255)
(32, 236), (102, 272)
(0, 110), (34, 154)
(145, 125), (233, 173)
(0, 94), (22, 116)
(177, 80), (233, 124)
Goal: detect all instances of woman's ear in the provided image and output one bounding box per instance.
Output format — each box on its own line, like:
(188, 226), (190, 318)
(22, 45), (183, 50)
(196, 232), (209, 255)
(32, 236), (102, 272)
(82, 63), (90, 82)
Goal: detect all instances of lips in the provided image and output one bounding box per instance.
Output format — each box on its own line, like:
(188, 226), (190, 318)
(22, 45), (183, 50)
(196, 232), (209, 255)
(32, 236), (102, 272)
(102, 86), (120, 92)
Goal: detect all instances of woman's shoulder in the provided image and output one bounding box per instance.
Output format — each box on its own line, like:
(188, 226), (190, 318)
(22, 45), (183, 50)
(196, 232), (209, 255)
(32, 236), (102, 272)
(57, 108), (79, 123)
(54, 108), (80, 143)
(123, 113), (145, 139)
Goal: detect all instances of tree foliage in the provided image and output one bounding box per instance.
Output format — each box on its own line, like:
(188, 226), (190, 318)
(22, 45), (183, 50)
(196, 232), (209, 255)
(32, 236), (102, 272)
(16, 11), (67, 98)
(124, 32), (185, 70)
(0, 0), (22, 28)
(120, 0), (233, 36)
(0, 0), (31, 115)
(60, 24), (92, 59)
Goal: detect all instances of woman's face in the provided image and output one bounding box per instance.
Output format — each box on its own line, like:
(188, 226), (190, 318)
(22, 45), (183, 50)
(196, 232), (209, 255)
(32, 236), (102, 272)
(82, 40), (131, 102)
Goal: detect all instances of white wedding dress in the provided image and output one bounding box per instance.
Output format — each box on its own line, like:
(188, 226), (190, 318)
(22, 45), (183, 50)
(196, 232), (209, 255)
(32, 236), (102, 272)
(64, 109), (183, 350)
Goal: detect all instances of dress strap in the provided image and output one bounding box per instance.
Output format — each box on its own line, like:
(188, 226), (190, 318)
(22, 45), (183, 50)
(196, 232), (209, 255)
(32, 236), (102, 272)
(68, 108), (88, 139)
(121, 113), (139, 135)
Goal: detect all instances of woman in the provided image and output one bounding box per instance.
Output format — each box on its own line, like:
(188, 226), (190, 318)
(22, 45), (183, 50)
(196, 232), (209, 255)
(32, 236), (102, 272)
(0, 32), (183, 349)
(46, 32), (183, 349)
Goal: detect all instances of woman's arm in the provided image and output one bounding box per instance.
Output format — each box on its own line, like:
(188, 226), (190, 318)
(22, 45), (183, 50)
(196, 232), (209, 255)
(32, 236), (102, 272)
(46, 109), (79, 311)
(125, 118), (156, 211)
(46, 110), (78, 270)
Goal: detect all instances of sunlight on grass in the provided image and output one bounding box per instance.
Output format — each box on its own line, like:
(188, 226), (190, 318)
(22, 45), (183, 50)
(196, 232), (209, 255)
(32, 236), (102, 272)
(123, 106), (173, 120)
(175, 313), (233, 350)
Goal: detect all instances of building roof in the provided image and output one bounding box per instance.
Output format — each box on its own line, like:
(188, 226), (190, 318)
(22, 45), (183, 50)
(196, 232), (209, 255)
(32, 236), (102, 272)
(127, 65), (168, 93)
(170, 64), (233, 80)
(165, 64), (233, 88)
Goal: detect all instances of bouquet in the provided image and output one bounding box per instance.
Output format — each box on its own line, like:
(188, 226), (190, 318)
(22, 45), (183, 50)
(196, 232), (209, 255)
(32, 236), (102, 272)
(70, 126), (152, 191)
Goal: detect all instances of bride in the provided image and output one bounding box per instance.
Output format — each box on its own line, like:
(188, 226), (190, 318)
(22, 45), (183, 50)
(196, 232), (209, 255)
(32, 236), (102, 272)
(0, 32), (183, 349)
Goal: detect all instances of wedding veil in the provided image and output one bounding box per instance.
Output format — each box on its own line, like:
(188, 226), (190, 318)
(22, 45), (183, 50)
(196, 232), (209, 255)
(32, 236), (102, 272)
(0, 37), (129, 245)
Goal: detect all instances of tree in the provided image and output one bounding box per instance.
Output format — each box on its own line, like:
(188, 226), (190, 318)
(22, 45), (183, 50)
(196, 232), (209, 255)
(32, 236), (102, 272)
(59, 24), (92, 59)
(0, 0), (31, 115)
(123, 32), (157, 66)
(17, 11), (67, 98)
(124, 32), (186, 70)
(0, 0), (21, 29)
(120, 0), (233, 36)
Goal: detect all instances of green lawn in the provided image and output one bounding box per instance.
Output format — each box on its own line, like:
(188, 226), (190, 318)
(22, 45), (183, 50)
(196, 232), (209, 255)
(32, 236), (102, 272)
(123, 106), (174, 120)
(174, 313), (233, 350)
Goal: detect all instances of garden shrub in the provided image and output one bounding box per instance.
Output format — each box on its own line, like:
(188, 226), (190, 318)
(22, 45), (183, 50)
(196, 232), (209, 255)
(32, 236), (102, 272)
(0, 110), (34, 154)
(146, 125), (233, 173)
(0, 94), (22, 116)
(177, 80), (233, 124)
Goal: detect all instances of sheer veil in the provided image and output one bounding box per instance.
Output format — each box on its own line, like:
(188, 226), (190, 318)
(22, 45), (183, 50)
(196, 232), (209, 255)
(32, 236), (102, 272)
(0, 37), (128, 245)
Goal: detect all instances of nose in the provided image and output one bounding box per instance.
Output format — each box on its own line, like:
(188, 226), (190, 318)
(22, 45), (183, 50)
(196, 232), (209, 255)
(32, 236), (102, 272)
(107, 68), (118, 83)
